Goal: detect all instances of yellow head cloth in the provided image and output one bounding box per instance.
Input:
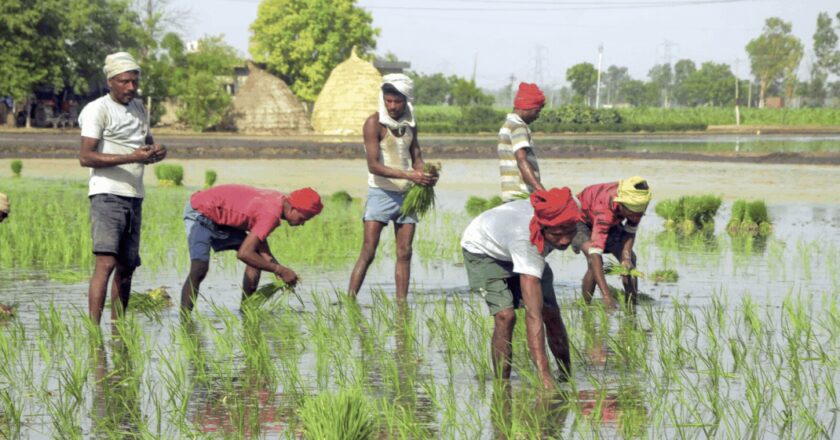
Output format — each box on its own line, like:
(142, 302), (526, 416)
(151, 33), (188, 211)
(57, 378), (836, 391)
(613, 176), (651, 213)
(0, 193), (9, 214)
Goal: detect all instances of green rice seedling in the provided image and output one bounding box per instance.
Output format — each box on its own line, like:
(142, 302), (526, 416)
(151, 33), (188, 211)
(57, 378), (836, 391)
(603, 256), (645, 278)
(651, 269), (679, 283)
(10, 159), (22, 177)
(727, 200), (748, 232)
(400, 162), (440, 218)
(465, 196), (488, 217)
(298, 388), (378, 440)
(728, 199), (772, 235)
(154, 163), (184, 186)
(656, 194), (721, 233)
(204, 169), (217, 188)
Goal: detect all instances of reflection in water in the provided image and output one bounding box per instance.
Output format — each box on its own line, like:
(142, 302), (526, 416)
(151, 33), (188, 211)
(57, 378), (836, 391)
(91, 339), (142, 438)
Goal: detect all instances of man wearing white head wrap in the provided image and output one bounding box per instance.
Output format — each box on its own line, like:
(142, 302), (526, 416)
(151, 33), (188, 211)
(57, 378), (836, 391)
(378, 73), (415, 131)
(103, 52), (141, 80)
(348, 71), (438, 302)
(77, 51), (167, 325)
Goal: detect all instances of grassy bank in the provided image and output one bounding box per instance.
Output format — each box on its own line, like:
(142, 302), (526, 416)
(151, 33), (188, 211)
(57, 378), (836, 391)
(414, 105), (840, 134)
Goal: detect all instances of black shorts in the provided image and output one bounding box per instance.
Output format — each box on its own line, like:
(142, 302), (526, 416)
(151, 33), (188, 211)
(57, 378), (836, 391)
(90, 194), (142, 268)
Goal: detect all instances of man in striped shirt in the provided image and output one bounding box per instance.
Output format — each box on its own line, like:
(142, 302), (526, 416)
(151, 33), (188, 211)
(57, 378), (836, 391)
(498, 83), (546, 202)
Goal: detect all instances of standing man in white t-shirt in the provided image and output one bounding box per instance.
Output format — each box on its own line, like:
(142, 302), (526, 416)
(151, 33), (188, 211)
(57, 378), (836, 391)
(78, 52), (167, 324)
(461, 188), (580, 390)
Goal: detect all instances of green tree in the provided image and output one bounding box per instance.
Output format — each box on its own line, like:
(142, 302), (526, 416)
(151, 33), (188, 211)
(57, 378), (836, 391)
(565, 62), (598, 105)
(450, 77), (493, 106)
(648, 63), (673, 107)
(620, 80), (658, 107)
(170, 36), (242, 131)
(0, 0), (141, 126)
(250, 0), (378, 102)
(409, 72), (451, 105)
(673, 59), (697, 106)
(813, 12), (840, 75)
(680, 62), (735, 106)
(746, 17), (804, 107)
(603, 65), (630, 106)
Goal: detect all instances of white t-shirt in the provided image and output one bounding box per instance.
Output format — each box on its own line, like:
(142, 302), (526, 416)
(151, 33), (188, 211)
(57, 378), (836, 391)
(460, 199), (552, 278)
(78, 95), (150, 198)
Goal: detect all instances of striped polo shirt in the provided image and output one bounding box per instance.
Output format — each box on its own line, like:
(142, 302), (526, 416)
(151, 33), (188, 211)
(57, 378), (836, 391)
(498, 113), (539, 202)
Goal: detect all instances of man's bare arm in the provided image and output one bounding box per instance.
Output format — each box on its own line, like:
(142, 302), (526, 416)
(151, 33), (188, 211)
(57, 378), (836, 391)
(79, 137), (154, 168)
(514, 148), (545, 192)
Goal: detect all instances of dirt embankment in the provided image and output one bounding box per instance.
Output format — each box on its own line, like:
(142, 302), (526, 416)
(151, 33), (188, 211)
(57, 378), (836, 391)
(1, 130), (839, 165)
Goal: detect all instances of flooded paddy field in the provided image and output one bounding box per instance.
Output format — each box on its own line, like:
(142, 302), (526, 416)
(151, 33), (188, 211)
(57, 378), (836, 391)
(0, 158), (839, 438)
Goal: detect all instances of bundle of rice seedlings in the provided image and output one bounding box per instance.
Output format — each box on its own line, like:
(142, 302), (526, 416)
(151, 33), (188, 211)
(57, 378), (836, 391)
(400, 162), (440, 219)
(654, 199), (681, 230)
(727, 199), (772, 236)
(682, 194), (721, 226)
(727, 200), (748, 233)
(651, 269), (679, 283)
(465, 196), (488, 217)
(299, 388), (377, 440)
(486, 195), (504, 209)
(603, 257), (644, 278)
(204, 169), (217, 188)
(154, 164), (184, 186)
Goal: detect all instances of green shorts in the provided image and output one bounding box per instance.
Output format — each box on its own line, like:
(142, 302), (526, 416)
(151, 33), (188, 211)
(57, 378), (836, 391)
(462, 248), (558, 316)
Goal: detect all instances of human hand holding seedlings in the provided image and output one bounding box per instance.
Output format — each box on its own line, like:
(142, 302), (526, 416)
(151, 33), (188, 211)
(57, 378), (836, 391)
(406, 168), (436, 186)
(274, 265), (298, 287)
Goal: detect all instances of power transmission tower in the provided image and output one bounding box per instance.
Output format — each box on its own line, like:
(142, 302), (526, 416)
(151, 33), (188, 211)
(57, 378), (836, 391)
(734, 58), (741, 126)
(657, 39), (679, 108)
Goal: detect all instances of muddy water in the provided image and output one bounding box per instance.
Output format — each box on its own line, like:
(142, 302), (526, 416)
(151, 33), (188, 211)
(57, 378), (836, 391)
(1, 158), (839, 438)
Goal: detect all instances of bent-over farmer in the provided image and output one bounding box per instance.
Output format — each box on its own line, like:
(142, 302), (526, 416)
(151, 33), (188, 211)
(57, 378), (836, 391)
(0, 193), (8, 223)
(79, 52), (167, 324)
(348, 73), (438, 301)
(461, 188), (580, 389)
(180, 184), (323, 312)
(498, 83), (546, 202)
(572, 176), (652, 307)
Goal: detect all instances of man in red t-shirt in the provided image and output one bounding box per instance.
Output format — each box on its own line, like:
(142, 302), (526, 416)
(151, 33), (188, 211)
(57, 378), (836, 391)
(571, 177), (651, 307)
(180, 184), (323, 312)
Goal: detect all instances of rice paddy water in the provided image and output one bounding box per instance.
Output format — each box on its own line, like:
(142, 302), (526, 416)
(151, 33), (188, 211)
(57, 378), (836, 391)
(0, 167), (838, 438)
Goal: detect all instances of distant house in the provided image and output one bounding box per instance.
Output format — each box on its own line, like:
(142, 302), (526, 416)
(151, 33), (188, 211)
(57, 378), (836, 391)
(373, 59), (411, 75)
(764, 96), (784, 108)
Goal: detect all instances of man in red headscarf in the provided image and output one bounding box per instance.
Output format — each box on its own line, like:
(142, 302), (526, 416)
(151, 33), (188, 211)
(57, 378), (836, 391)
(461, 188), (579, 389)
(498, 82), (546, 202)
(180, 184), (323, 312)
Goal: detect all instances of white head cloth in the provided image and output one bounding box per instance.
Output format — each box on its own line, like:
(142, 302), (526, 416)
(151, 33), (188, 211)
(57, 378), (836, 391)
(0, 193), (9, 214)
(379, 73), (416, 131)
(103, 52), (141, 79)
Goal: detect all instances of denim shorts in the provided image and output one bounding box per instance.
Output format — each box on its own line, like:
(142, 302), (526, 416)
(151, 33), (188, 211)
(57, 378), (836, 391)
(462, 249), (558, 316)
(571, 222), (637, 263)
(90, 193), (142, 268)
(183, 200), (247, 262)
(363, 187), (418, 224)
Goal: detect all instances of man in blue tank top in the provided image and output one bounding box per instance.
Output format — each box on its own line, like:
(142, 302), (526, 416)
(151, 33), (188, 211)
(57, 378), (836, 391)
(348, 74), (438, 301)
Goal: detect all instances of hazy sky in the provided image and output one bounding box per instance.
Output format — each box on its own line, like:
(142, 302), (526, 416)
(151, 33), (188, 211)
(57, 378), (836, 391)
(175, 0), (838, 89)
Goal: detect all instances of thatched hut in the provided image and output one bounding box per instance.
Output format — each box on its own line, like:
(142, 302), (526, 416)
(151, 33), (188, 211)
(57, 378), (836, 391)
(231, 62), (312, 134)
(311, 49), (381, 136)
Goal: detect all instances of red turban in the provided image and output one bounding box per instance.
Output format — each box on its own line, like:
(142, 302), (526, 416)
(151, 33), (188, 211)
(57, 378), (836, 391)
(514, 82), (545, 110)
(529, 187), (581, 253)
(288, 188), (323, 218)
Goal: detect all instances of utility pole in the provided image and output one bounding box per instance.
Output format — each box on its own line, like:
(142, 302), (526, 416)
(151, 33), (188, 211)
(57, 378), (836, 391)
(657, 39), (678, 108)
(533, 45), (546, 85)
(734, 58), (741, 126)
(595, 44), (603, 108)
(471, 52), (478, 83)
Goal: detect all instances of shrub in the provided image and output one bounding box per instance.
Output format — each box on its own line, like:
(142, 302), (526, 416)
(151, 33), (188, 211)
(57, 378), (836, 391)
(204, 170), (217, 188)
(10, 160), (22, 177)
(298, 389), (377, 440)
(154, 164), (184, 186)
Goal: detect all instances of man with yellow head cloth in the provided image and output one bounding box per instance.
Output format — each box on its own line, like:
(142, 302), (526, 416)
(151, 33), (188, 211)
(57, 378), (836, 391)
(571, 177), (652, 307)
(0, 193), (9, 223)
